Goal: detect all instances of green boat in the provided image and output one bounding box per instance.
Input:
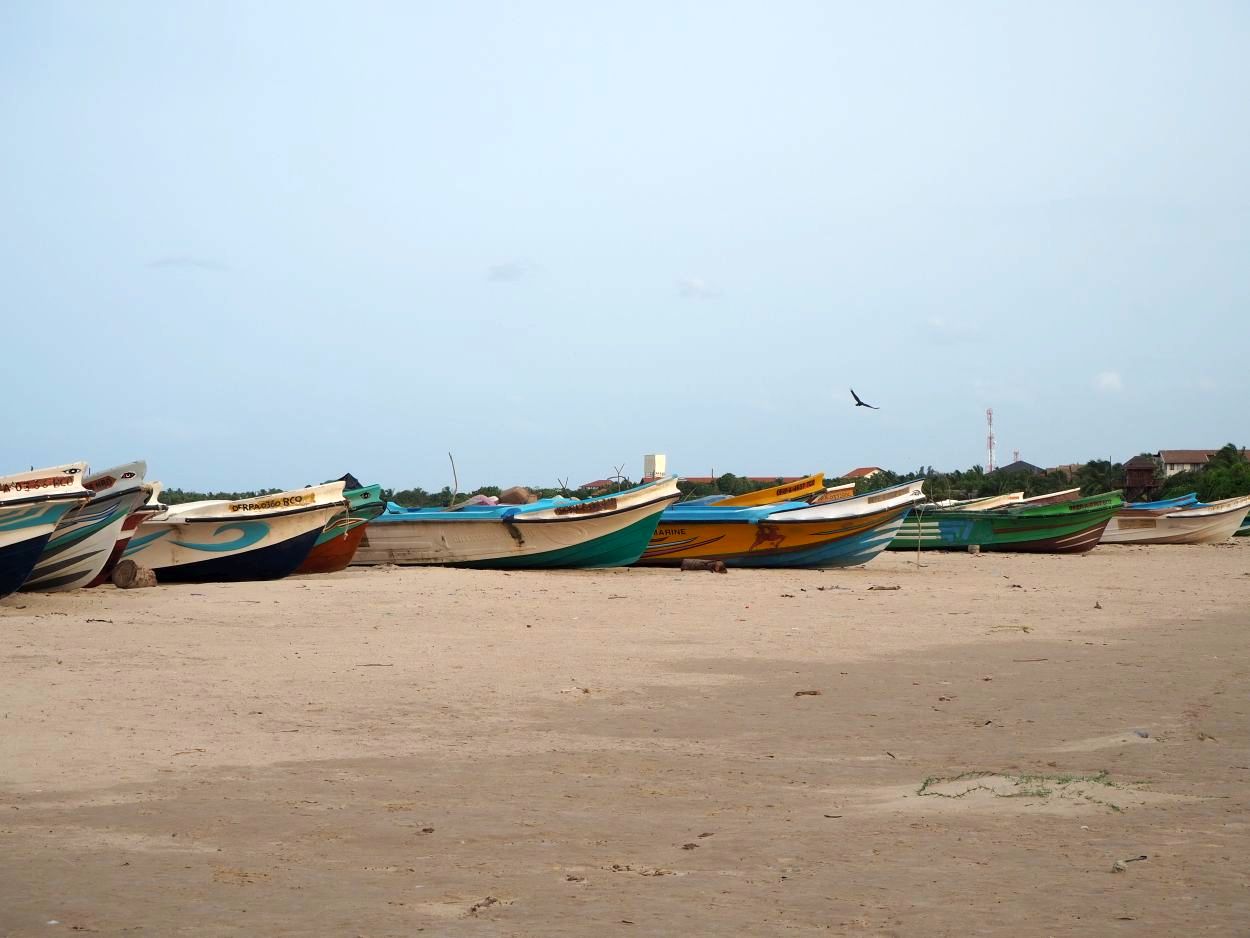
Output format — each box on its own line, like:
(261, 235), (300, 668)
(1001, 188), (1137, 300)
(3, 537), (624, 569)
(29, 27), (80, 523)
(888, 492), (1123, 553)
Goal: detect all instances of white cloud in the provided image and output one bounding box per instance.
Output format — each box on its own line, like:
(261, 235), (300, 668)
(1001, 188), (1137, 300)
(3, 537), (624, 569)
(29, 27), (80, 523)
(1094, 371), (1123, 393)
(487, 260), (536, 283)
(677, 276), (719, 299)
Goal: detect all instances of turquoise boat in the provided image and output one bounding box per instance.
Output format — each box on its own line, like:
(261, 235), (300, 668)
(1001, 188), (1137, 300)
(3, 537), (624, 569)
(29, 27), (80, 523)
(353, 477), (681, 568)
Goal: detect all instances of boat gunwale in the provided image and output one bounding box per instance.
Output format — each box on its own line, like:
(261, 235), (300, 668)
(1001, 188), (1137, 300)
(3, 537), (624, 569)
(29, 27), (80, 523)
(374, 490), (681, 526)
(0, 491), (91, 510)
(161, 500), (348, 525)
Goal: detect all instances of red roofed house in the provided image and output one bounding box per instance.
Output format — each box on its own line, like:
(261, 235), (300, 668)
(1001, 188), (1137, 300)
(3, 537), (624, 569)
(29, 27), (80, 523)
(841, 467), (883, 480)
(1157, 449), (1249, 477)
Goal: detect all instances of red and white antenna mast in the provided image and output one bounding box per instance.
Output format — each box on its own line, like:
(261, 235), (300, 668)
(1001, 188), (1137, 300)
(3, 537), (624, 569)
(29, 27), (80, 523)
(986, 408), (996, 472)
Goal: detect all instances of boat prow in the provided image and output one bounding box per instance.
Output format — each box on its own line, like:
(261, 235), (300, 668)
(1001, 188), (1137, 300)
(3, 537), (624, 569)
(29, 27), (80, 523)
(22, 460), (150, 592)
(1, 463), (91, 598)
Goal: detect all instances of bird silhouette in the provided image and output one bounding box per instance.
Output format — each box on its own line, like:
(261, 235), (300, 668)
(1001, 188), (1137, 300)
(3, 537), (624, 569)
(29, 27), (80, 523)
(850, 388), (879, 409)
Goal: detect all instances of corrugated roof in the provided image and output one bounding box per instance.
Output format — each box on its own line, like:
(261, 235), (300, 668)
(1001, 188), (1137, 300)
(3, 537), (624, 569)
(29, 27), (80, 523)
(1158, 449), (1249, 466)
(1158, 450), (1219, 464)
(842, 467), (882, 479)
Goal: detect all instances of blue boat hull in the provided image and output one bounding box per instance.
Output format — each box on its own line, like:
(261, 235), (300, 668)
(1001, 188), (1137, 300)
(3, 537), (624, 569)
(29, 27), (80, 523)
(151, 527), (322, 583)
(722, 512), (908, 568)
(0, 533), (57, 598)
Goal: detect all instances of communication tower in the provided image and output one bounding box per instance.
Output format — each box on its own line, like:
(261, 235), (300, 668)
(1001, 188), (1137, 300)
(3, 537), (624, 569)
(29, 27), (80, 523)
(986, 408), (996, 472)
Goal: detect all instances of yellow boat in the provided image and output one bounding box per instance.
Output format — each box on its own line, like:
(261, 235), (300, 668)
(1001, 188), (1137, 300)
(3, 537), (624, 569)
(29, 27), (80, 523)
(713, 473), (825, 507)
(639, 480), (925, 568)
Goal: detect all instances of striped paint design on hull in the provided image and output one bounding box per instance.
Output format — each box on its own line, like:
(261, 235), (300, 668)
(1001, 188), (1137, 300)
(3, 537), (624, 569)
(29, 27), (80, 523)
(640, 503), (911, 568)
(724, 510), (909, 568)
(22, 487), (150, 592)
(889, 501), (1120, 554)
(980, 521), (1111, 554)
(0, 499), (85, 598)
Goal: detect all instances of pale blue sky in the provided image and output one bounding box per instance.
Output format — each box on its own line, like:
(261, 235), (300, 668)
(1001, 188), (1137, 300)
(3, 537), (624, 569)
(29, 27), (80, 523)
(4, 2), (1248, 490)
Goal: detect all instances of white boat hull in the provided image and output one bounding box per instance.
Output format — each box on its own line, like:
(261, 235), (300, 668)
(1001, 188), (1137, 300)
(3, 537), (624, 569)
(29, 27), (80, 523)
(23, 462), (148, 592)
(1101, 495), (1250, 545)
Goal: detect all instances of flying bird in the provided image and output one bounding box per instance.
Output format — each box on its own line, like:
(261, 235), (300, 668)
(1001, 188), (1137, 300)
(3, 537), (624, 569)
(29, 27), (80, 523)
(850, 388), (879, 410)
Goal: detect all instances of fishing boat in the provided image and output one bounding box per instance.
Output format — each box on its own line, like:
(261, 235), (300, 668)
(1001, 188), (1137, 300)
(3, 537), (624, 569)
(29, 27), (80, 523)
(124, 482), (347, 582)
(85, 482), (167, 587)
(1101, 494), (1250, 545)
(638, 479), (925, 568)
(713, 474), (826, 507)
(889, 492), (1123, 553)
(0, 463), (91, 598)
(353, 476), (681, 568)
(22, 461), (150, 592)
(295, 484), (385, 574)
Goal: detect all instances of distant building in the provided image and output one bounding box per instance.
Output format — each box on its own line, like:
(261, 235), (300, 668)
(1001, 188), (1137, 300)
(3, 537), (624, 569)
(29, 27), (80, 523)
(1157, 449), (1249, 477)
(1124, 454), (1161, 500)
(642, 454), (667, 481)
(992, 459), (1044, 475)
(841, 467), (883, 480)
(580, 479), (615, 491)
(1047, 463), (1083, 478)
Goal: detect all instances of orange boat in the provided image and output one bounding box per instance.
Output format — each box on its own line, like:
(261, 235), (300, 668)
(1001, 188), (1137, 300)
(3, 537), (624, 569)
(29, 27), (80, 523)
(295, 484), (384, 574)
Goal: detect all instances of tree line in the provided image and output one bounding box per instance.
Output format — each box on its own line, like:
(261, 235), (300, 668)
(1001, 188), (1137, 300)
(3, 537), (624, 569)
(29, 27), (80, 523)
(159, 444), (1250, 507)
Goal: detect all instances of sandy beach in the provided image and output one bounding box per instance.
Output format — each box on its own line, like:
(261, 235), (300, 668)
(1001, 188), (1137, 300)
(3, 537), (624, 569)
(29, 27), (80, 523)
(2, 543), (1247, 936)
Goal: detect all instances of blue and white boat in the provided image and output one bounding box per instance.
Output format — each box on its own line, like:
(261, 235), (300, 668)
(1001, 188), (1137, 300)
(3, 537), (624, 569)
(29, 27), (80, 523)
(0, 463), (91, 598)
(22, 461), (150, 592)
(124, 481), (347, 583)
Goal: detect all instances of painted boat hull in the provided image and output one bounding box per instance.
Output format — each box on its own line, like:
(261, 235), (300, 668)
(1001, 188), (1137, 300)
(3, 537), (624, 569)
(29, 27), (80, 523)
(85, 497), (159, 588)
(354, 479), (680, 568)
(141, 525), (325, 583)
(125, 483), (346, 583)
(355, 498), (675, 568)
(295, 485), (384, 574)
(639, 501), (913, 568)
(0, 464), (91, 598)
(889, 495), (1122, 553)
(296, 522), (370, 574)
(1, 518), (66, 598)
(22, 462), (150, 592)
(1101, 496), (1250, 545)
